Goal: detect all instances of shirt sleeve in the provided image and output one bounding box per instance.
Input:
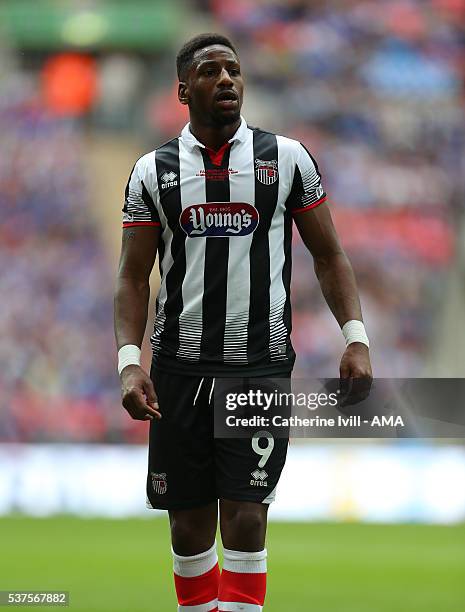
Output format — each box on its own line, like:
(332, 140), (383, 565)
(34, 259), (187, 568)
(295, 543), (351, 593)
(122, 155), (161, 228)
(287, 143), (327, 215)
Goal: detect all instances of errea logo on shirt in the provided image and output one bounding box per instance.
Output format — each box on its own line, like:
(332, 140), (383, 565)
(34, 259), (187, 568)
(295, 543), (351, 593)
(160, 171), (178, 189)
(180, 203), (259, 238)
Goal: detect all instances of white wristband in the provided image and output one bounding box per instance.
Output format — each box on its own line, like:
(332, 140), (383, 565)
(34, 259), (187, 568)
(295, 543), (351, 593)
(342, 320), (369, 348)
(117, 344), (141, 375)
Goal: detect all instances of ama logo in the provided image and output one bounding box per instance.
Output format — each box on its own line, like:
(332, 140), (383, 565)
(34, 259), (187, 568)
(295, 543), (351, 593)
(180, 203), (259, 238)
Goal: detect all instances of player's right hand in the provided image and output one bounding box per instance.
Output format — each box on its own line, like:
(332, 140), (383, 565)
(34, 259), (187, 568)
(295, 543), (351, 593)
(120, 365), (161, 421)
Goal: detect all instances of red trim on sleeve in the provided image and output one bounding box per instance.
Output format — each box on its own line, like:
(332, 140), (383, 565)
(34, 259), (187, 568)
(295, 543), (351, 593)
(122, 221), (161, 228)
(292, 195), (327, 215)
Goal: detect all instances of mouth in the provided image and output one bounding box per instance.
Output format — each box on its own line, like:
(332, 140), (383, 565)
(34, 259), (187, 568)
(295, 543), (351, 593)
(215, 90), (239, 109)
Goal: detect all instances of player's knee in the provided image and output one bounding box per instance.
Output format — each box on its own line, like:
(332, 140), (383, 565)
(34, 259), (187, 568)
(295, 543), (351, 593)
(221, 507), (266, 548)
(170, 516), (214, 555)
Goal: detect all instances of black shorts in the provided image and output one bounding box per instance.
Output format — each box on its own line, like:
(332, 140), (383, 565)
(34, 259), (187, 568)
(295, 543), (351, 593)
(146, 368), (290, 511)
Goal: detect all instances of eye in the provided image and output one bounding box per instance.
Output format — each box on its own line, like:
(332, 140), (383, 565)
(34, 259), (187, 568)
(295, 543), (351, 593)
(204, 68), (216, 76)
(229, 68), (240, 76)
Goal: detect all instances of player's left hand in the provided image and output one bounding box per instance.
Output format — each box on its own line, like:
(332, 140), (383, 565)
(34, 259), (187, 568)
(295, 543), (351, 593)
(339, 342), (373, 405)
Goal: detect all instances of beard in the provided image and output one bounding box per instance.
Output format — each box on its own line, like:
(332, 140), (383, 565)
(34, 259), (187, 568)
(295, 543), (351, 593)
(209, 107), (241, 127)
(209, 107), (241, 126)
(188, 98), (242, 128)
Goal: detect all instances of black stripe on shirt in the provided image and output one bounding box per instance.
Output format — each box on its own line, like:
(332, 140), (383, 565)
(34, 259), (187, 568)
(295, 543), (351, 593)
(141, 180), (160, 222)
(156, 139), (184, 358)
(199, 145), (231, 362)
(282, 208), (294, 363)
(248, 130), (279, 364)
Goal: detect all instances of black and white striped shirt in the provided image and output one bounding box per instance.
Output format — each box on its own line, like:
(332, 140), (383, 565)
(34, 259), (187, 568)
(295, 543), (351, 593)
(123, 117), (326, 376)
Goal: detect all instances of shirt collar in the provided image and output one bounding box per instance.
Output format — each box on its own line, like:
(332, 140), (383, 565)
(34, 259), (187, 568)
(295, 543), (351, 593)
(180, 116), (248, 151)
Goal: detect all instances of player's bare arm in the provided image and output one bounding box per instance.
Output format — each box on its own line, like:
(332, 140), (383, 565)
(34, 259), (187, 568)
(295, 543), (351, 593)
(114, 226), (161, 420)
(294, 202), (373, 389)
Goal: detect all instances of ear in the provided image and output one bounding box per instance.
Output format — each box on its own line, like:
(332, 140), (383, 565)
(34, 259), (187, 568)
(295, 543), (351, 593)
(178, 81), (189, 105)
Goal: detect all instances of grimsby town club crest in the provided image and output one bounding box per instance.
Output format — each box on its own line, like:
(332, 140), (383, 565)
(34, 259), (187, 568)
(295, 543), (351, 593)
(180, 202), (259, 238)
(255, 158), (278, 185)
(151, 472), (167, 495)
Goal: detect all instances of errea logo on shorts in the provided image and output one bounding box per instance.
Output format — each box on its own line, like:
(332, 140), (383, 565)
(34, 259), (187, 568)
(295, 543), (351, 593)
(250, 469), (268, 487)
(160, 171), (178, 189)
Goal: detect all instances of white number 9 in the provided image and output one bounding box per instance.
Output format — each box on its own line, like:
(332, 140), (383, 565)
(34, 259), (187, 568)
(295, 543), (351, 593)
(251, 430), (274, 468)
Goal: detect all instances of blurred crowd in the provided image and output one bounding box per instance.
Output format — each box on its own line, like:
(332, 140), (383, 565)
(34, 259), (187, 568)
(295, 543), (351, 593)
(0, 0), (464, 441)
(0, 84), (139, 443)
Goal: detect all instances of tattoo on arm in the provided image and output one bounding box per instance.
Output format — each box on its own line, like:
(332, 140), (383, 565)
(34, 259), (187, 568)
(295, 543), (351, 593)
(122, 230), (136, 244)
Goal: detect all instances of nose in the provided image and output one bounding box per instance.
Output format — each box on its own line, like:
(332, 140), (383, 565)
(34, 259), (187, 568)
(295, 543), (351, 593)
(218, 67), (234, 86)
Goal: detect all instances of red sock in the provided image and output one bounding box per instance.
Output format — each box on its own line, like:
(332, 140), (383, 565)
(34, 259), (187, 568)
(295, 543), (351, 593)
(173, 543), (220, 611)
(218, 548), (267, 611)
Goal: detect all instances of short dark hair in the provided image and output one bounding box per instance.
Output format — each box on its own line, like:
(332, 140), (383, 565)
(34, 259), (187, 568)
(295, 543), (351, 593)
(176, 33), (238, 81)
